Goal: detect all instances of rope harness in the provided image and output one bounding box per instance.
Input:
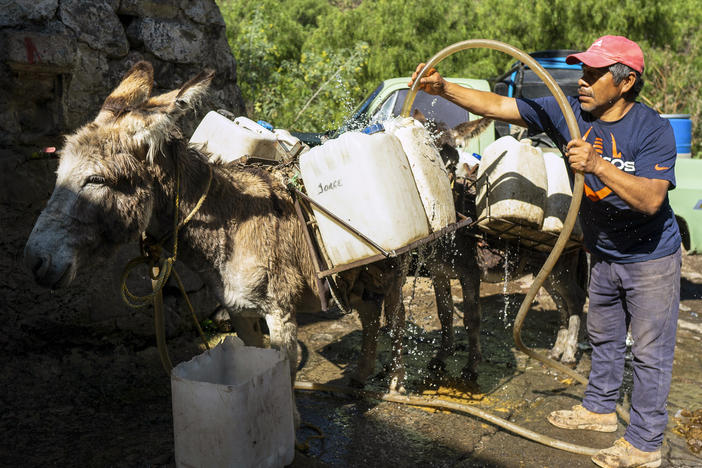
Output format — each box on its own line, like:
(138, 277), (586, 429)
(120, 163), (214, 373)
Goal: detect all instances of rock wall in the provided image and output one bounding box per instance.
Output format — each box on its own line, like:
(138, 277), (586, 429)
(0, 0), (244, 144)
(0, 0), (245, 337)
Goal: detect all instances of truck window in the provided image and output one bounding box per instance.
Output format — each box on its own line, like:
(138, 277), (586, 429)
(389, 89), (471, 128)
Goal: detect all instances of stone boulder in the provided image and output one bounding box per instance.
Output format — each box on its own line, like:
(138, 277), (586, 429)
(1, 0), (246, 337)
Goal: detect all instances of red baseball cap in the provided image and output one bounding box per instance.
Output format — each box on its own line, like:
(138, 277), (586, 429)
(566, 35), (644, 73)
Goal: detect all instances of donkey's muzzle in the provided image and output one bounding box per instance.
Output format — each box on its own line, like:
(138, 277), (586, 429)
(23, 245), (70, 289)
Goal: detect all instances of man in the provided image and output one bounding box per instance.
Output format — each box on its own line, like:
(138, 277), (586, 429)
(410, 35), (681, 468)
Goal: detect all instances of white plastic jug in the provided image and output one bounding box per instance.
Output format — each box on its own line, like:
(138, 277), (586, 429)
(383, 117), (456, 232)
(541, 149), (583, 240)
(300, 131), (430, 267)
(476, 136), (547, 235)
(189, 112), (280, 163)
(171, 336), (295, 468)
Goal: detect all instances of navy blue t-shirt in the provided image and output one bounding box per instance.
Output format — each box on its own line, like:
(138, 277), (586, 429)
(516, 96), (681, 263)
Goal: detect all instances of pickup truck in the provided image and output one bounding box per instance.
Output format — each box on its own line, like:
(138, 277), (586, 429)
(292, 77), (495, 157)
(671, 158), (702, 254)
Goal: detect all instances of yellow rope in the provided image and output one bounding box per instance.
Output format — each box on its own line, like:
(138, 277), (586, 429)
(120, 164), (214, 370)
(172, 268), (210, 350)
(296, 422), (325, 452)
(178, 166), (213, 230)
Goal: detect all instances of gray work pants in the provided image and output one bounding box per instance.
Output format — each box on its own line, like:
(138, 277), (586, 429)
(583, 247), (681, 451)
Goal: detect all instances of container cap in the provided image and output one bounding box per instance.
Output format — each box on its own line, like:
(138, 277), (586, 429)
(256, 120), (274, 131)
(361, 123), (385, 135)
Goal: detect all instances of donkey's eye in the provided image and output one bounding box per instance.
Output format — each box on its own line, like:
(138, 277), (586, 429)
(83, 175), (106, 187)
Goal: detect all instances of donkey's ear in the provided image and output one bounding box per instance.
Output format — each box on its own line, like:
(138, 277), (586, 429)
(413, 108), (427, 123)
(96, 61), (154, 123)
(144, 69), (215, 117)
(132, 69), (215, 164)
(451, 117), (493, 140)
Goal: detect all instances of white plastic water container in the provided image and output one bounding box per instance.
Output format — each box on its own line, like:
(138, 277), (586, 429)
(383, 117), (456, 232)
(273, 128), (302, 152)
(189, 112), (280, 163)
(300, 131), (430, 267)
(171, 336), (294, 468)
(457, 149), (481, 169)
(541, 149), (583, 240)
(476, 136), (547, 235)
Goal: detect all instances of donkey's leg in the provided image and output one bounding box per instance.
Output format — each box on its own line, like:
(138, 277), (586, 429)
(264, 311), (299, 381)
(352, 294), (382, 386)
(383, 269), (407, 394)
(228, 311), (264, 347)
(429, 272), (454, 373)
(459, 266), (482, 381)
(543, 277), (570, 362)
(265, 310), (300, 427)
(560, 250), (588, 364)
(561, 314), (582, 364)
(544, 255), (586, 365)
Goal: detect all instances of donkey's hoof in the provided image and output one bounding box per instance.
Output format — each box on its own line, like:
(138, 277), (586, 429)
(427, 357), (447, 375)
(388, 373), (407, 394)
(560, 357), (578, 368)
(348, 370), (370, 389)
(460, 366), (479, 383)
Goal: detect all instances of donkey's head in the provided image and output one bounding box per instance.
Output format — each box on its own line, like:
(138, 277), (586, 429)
(24, 61), (214, 288)
(412, 109), (492, 175)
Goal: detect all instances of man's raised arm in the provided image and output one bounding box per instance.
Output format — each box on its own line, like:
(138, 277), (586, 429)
(409, 63), (528, 127)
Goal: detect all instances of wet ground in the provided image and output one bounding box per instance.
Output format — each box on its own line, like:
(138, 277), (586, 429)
(1, 253), (701, 467)
(291, 252), (702, 468)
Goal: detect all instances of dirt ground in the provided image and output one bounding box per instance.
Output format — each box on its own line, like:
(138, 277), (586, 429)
(2, 252), (701, 468)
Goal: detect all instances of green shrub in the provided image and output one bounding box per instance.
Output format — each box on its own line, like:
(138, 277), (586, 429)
(217, 0), (701, 155)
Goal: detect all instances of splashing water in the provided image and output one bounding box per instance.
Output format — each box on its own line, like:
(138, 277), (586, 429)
(401, 244), (446, 384)
(334, 76), (358, 122)
(500, 246), (512, 326)
(404, 247), (427, 317)
(500, 241), (520, 328)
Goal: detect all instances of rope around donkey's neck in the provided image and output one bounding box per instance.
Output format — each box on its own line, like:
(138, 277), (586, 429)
(119, 163), (213, 372)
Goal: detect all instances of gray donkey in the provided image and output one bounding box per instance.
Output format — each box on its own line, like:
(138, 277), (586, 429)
(23, 62), (410, 425)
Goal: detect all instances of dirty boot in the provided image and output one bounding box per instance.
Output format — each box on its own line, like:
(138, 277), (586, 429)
(547, 404), (618, 432)
(591, 437), (661, 468)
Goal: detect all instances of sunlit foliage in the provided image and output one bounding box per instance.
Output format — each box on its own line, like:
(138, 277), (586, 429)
(217, 0), (701, 155)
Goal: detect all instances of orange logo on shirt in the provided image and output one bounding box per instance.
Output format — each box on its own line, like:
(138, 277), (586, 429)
(584, 184), (612, 202)
(654, 164), (669, 171)
(610, 133), (622, 158)
(582, 126), (612, 201)
(581, 127), (631, 201)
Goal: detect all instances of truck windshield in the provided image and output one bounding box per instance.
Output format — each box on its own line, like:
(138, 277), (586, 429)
(385, 89), (471, 129)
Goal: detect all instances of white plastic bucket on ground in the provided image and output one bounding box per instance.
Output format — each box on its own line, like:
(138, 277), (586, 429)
(300, 131), (430, 267)
(476, 136), (547, 235)
(383, 116), (456, 232)
(171, 336), (295, 468)
(189, 112), (281, 163)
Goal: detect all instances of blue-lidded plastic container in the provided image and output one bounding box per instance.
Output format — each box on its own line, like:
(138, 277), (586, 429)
(661, 114), (692, 157)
